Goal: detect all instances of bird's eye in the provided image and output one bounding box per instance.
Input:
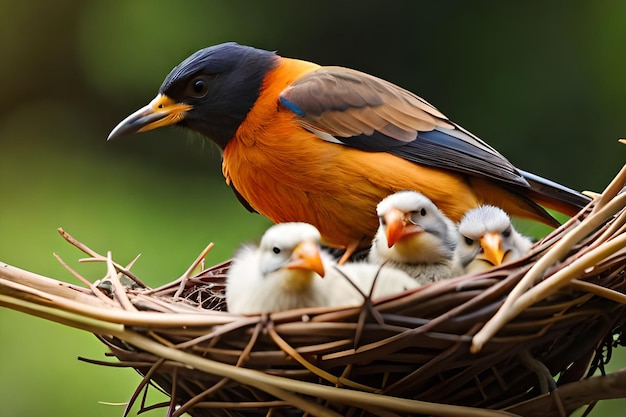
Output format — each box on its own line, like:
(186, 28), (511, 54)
(187, 76), (210, 98)
(464, 236), (474, 245)
(272, 247), (281, 254)
(420, 208), (427, 216)
(502, 228), (511, 238)
(379, 216), (386, 226)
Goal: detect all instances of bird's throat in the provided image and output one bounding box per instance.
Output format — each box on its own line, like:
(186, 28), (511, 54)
(282, 271), (314, 293)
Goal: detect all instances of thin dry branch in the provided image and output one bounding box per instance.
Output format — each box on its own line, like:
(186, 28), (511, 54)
(57, 227), (148, 288)
(590, 163), (626, 215)
(174, 242), (215, 298)
(506, 368), (626, 417)
(0, 265), (235, 327)
(52, 252), (117, 305)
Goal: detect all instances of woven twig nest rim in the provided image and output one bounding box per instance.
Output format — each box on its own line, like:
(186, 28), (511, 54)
(0, 163), (625, 417)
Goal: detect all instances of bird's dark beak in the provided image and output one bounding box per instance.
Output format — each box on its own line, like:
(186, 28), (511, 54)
(107, 94), (192, 141)
(384, 208), (423, 247)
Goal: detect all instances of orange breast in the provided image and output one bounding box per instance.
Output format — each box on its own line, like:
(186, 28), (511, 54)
(222, 58), (484, 249)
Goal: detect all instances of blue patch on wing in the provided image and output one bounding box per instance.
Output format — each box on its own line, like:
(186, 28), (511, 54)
(279, 96), (306, 117)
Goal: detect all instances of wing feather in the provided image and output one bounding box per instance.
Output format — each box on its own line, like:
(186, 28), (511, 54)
(280, 66), (527, 186)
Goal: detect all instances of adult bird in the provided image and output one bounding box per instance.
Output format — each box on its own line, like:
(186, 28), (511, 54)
(457, 205), (534, 274)
(369, 191), (462, 283)
(226, 222), (418, 314)
(108, 42), (589, 257)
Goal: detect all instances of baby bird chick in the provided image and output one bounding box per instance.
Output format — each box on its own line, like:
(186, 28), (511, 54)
(369, 191), (461, 284)
(226, 222), (330, 314)
(458, 205), (533, 274)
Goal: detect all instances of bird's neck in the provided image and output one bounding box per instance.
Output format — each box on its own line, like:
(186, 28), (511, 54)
(280, 270), (315, 293)
(386, 234), (453, 264)
(221, 57), (323, 216)
(228, 57), (320, 147)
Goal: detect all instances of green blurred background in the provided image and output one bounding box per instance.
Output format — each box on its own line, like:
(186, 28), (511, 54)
(1, 1), (625, 416)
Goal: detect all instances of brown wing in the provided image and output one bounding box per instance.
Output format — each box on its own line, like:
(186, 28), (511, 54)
(279, 66), (527, 186)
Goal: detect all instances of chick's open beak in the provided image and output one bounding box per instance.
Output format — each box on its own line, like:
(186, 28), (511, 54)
(286, 240), (325, 277)
(384, 208), (424, 248)
(107, 94), (192, 141)
(479, 232), (506, 266)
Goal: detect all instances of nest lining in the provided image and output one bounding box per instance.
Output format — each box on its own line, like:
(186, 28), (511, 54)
(0, 165), (625, 417)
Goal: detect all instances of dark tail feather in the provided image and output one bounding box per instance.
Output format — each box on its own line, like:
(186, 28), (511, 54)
(520, 169), (591, 217)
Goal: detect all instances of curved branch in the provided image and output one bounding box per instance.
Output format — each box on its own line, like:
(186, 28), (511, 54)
(506, 368), (626, 417)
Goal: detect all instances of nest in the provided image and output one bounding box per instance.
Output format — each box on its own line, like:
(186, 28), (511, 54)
(1, 164), (626, 417)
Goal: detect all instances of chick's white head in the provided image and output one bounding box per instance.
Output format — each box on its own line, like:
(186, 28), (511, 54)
(458, 205), (532, 272)
(258, 222), (325, 280)
(373, 191), (458, 264)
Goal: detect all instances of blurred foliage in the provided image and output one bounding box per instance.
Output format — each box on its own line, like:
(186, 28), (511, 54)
(0, 0), (624, 416)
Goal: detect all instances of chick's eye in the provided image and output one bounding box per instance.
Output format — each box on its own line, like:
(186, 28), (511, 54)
(188, 76), (210, 98)
(379, 216), (386, 226)
(272, 247), (281, 254)
(464, 236), (474, 245)
(420, 208), (427, 216)
(502, 228), (511, 238)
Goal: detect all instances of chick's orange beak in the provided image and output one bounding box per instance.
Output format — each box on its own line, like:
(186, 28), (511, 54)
(479, 232), (506, 266)
(107, 94), (192, 141)
(384, 208), (424, 247)
(286, 240), (325, 277)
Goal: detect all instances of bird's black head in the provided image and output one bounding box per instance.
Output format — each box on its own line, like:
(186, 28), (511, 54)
(108, 42), (278, 148)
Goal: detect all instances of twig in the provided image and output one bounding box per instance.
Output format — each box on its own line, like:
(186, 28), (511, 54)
(569, 280), (626, 305)
(267, 321), (378, 393)
(125, 253), (142, 271)
(590, 162), (626, 216)
(512, 233), (626, 307)
(0, 292), (123, 335)
(171, 378), (231, 417)
(167, 367), (178, 417)
(518, 350), (556, 394)
(52, 252), (116, 306)
(0, 272), (109, 311)
(174, 242), (214, 298)
(105, 251), (137, 311)
(57, 228), (148, 288)
(505, 368), (626, 417)
(0, 265), (236, 327)
(145, 242), (215, 296)
(122, 358), (166, 417)
(173, 315), (259, 349)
